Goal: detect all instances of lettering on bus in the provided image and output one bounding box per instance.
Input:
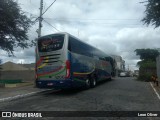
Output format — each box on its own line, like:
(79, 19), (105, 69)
(41, 38), (59, 49)
(38, 35), (64, 52)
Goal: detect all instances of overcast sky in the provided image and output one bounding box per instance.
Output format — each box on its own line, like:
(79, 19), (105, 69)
(1, 0), (160, 71)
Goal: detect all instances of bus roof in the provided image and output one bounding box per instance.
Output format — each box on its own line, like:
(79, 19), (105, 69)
(38, 32), (111, 58)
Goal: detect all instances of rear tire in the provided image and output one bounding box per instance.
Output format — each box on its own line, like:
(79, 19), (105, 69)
(85, 79), (91, 89)
(90, 77), (97, 88)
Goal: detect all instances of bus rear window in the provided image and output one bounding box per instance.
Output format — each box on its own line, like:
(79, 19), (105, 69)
(38, 35), (64, 52)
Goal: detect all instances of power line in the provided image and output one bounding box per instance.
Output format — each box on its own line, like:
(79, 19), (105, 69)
(45, 17), (141, 21)
(43, 19), (61, 32)
(32, 17), (141, 25)
(33, 18), (146, 28)
(44, 19), (143, 26)
(44, 17), (143, 26)
(42, 0), (56, 16)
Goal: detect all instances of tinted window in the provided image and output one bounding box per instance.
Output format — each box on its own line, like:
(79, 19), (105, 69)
(38, 35), (64, 52)
(68, 36), (92, 57)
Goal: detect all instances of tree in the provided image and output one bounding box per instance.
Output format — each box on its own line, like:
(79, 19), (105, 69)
(135, 48), (159, 61)
(142, 0), (160, 28)
(0, 0), (32, 55)
(135, 48), (159, 81)
(0, 59), (2, 70)
(0, 59), (2, 79)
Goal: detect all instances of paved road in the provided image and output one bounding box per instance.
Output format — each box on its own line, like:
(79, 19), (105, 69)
(0, 77), (160, 120)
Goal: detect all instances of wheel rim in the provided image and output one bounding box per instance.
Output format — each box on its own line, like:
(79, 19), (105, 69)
(93, 78), (96, 86)
(86, 79), (90, 86)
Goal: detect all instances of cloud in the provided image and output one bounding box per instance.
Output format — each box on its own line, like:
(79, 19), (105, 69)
(113, 27), (160, 70)
(116, 27), (160, 54)
(1, 0), (160, 71)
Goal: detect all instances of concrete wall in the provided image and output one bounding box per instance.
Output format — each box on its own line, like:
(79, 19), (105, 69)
(156, 55), (160, 81)
(1, 62), (29, 71)
(0, 70), (35, 82)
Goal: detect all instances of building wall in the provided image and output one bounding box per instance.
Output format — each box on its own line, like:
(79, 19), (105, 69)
(111, 55), (125, 76)
(0, 70), (35, 82)
(1, 62), (29, 71)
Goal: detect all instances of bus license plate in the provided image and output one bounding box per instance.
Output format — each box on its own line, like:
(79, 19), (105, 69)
(47, 83), (53, 86)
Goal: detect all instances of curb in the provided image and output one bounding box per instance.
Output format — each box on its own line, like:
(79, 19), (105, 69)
(150, 82), (160, 100)
(5, 82), (34, 88)
(0, 89), (53, 103)
(0, 82), (34, 88)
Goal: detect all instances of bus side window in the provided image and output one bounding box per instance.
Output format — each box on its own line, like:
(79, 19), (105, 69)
(93, 56), (99, 60)
(68, 36), (81, 54)
(68, 36), (92, 57)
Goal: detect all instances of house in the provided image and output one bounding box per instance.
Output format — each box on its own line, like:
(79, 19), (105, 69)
(110, 55), (125, 76)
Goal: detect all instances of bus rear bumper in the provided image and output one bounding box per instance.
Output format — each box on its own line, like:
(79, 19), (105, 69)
(36, 79), (84, 89)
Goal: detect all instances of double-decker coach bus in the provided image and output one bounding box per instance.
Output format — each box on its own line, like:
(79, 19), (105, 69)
(35, 32), (114, 89)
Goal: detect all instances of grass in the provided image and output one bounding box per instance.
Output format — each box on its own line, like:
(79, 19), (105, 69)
(0, 79), (22, 84)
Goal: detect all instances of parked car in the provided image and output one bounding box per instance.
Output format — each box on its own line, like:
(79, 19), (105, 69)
(133, 73), (139, 77)
(119, 72), (127, 77)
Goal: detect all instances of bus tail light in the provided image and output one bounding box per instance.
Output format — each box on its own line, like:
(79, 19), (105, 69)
(65, 60), (70, 79)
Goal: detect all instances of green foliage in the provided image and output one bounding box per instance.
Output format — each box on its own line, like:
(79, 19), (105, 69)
(135, 48), (158, 81)
(0, 59), (2, 78)
(137, 60), (156, 68)
(138, 72), (152, 82)
(142, 0), (160, 28)
(0, 0), (32, 55)
(135, 48), (159, 61)
(0, 59), (2, 70)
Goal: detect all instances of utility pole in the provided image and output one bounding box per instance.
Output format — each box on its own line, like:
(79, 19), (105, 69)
(38, 0), (43, 37)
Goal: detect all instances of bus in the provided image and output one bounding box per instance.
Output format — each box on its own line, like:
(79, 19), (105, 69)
(35, 32), (114, 89)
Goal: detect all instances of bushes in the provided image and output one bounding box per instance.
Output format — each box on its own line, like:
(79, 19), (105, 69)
(0, 59), (2, 79)
(135, 48), (159, 82)
(138, 73), (152, 82)
(137, 60), (156, 82)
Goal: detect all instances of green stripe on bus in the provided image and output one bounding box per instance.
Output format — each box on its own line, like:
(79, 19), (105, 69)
(39, 67), (66, 78)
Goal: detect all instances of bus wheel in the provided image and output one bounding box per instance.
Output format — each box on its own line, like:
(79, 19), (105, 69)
(91, 77), (97, 88)
(85, 79), (91, 89)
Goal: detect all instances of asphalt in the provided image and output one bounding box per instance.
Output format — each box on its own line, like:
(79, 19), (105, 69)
(0, 84), (51, 102)
(0, 77), (160, 120)
(150, 81), (160, 99)
(0, 78), (160, 103)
